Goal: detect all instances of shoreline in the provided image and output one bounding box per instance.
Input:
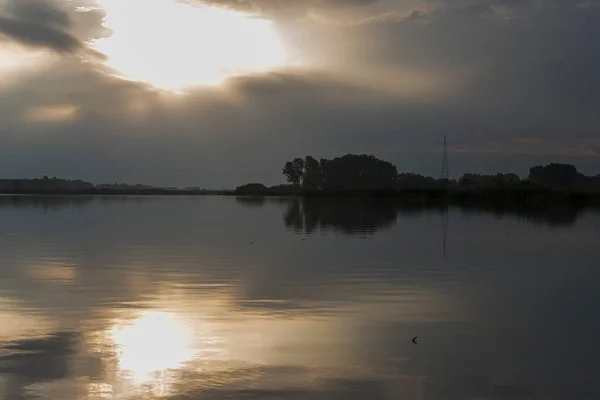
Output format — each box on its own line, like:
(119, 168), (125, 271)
(2, 187), (600, 206)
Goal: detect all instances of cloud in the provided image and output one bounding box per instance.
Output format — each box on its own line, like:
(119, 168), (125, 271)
(1, 0), (600, 185)
(186, 0), (434, 24)
(1, 49), (599, 187)
(0, 60), (412, 185)
(190, 0), (381, 16)
(191, 0), (595, 22)
(0, 16), (82, 52)
(577, 0), (600, 8)
(25, 105), (79, 123)
(4, 0), (72, 28)
(449, 138), (600, 157)
(0, 0), (83, 52)
(283, 0), (600, 115)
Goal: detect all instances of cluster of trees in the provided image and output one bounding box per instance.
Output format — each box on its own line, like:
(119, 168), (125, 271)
(283, 154), (399, 190)
(460, 164), (600, 191)
(528, 163), (600, 190)
(278, 155), (600, 193)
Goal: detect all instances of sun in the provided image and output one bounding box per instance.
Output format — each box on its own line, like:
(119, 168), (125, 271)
(94, 0), (288, 89)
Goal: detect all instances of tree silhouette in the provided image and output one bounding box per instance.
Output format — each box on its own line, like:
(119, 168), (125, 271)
(302, 156), (323, 190)
(320, 154), (398, 190)
(282, 158), (304, 187)
(397, 173), (437, 189)
(282, 154), (398, 191)
(235, 183), (267, 194)
(529, 163), (583, 189)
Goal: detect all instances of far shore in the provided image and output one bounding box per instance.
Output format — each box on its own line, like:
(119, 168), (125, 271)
(2, 186), (600, 208)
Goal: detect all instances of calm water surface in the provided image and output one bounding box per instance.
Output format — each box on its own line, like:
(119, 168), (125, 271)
(0, 195), (599, 400)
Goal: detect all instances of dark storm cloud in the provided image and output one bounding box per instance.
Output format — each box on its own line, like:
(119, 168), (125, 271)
(4, 0), (71, 28)
(0, 0), (84, 52)
(0, 16), (82, 52)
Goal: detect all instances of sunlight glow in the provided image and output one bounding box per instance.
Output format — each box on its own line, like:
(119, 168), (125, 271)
(28, 264), (76, 283)
(0, 47), (52, 87)
(25, 105), (79, 123)
(0, 298), (54, 341)
(0, 48), (38, 72)
(109, 311), (195, 383)
(94, 0), (288, 89)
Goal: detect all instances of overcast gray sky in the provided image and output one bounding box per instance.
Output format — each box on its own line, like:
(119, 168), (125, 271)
(1, 0), (599, 188)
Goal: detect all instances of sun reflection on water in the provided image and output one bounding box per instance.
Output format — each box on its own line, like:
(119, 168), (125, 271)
(109, 311), (196, 384)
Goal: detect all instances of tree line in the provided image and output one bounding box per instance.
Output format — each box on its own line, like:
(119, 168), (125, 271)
(222, 155), (600, 195)
(0, 176), (212, 194)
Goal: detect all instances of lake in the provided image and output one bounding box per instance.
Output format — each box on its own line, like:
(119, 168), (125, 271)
(0, 195), (599, 400)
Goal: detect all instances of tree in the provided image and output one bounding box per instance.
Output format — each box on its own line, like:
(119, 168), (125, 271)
(235, 183), (267, 194)
(320, 154), (398, 190)
(282, 158), (305, 186)
(528, 163), (583, 189)
(302, 156), (323, 190)
(397, 173), (436, 189)
(503, 173), (520, 183)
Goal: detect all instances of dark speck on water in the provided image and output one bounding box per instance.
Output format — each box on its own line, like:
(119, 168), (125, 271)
(0, 196), (599, 400)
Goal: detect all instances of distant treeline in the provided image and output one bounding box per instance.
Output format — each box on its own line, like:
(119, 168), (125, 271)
(233, 154), (600, 204)
(0, 176), (214, 195)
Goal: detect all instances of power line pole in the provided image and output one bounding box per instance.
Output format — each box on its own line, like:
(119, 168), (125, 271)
(440, 135), (449, 180)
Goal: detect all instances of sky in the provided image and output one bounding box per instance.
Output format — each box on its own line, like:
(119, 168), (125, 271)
(0, 0), (599, 188)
